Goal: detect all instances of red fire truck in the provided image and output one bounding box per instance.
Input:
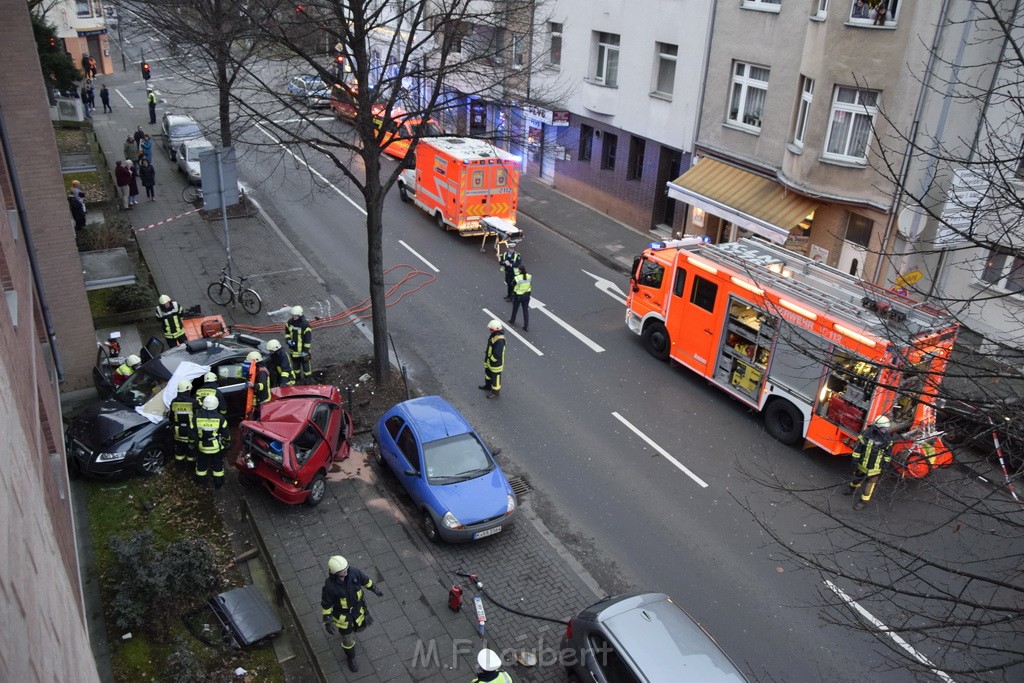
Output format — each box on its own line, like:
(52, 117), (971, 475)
(626, 237), (958, 476)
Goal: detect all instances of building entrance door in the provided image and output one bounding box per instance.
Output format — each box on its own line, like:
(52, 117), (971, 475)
(652, 147), (682, 230)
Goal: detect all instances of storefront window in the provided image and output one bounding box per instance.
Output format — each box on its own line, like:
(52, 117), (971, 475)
(818, 350), (879, 433)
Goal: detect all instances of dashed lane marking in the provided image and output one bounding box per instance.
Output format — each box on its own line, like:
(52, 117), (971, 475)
(611, 411), (709, 488)
(398, 240), (438, 272)
(482, 308), (543, 356)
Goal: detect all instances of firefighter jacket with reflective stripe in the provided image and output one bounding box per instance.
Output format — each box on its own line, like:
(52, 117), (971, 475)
(471, 671), (514, 683)
(485, 332), (505, 372)
(195, 385), (227, 416)
(268, 348), (294, 386)
(513, 272), (532, 295)
(851, 425), (893, 476)
(156, 302), (185, 340)
(170, 393), (195, 442)
(320, 568), (376, 633)
(195, 408), (228, 455)
(113, 363), (134, 386)
(286, 316), (312, 355)
(499, 250), (521, 273)
(254, 366), (272, 405)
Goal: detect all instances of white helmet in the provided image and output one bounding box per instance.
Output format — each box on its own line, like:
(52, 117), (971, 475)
(177, 379), (192, 392)
(158, 294), (171, 305)
(201, 395), (219, 411)
(327, 555), (348, 574)
(477, 649), (501, 672)
(488, 319), (504, 332)
(266, 339), (282, 352)
(874, 415), (892, 429)
(246, 351), (262, 362)
(204, 371), (217, 383)
(126, 354), (141, 367)
(290, 305), (303, 316)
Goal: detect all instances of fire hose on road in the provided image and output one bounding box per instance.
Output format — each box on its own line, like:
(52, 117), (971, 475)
(450, 571), (569, 637)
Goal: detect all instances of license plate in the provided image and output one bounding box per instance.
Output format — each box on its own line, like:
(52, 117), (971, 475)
(473, 526), (501, 540)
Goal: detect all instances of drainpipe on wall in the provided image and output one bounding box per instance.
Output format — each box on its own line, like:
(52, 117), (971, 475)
(0, 101), (66, 384)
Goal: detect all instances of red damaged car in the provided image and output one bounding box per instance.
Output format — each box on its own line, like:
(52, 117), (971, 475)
(235, 385), (353, 506)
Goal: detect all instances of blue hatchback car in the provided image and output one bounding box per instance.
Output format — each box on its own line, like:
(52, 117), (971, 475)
(372, 396), (518, 543)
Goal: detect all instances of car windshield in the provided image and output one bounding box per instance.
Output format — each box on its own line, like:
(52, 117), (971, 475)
(113, 366), (168, 407)
(422, 433), (493, 484)
(171, 122), (201, 138)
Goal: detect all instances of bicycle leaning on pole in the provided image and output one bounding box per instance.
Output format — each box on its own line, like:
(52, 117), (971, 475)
(207, 266), (262, 315)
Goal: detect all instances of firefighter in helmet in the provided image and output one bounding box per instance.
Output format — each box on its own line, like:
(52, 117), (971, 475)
(194, 371), (226, 417)
(321, 555), (383, 672)
(245, 350), (272, 419)
(472, 649), (513, 682)
(195, 394), (229, 489)
(170, 379), (196, 465)
(285, 305), (312, 382)
(479, 320), (505, 398)
(112, 354), (142, 388)
(265, 339), (295, 388)
(155, 294), (186, 347)
(846, 415), (894, 510)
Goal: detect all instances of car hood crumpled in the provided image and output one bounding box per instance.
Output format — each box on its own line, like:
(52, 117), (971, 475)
(72, 400), (153, 447)
(430, 469), (511, 525)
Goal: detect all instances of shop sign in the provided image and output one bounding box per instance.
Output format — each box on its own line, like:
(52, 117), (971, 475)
(551, 111), (570, 126)
(893, 269), (923, 289)
(809, 244), (830, 263)
(936, 167), (990, 246)
(77, 28), (108, 37)
(524, 105), (552, 125)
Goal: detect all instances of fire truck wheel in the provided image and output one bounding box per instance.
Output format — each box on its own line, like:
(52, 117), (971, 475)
(764, 399), (803, 445)
(398, 183), (409, 203)
(435, 213), (446, 231)
(642, 323), (670, 361)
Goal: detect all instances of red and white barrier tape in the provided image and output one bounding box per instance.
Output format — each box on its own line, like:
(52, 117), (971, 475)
(135, 209), (200, 233)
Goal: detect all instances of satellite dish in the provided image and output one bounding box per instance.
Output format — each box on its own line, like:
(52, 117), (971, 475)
(897, 204), (929, 240)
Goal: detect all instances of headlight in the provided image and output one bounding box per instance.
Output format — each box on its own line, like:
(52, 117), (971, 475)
(440, 511), (463, 529)
(506, 494), (517, 514)
(96, 450), (128, 462)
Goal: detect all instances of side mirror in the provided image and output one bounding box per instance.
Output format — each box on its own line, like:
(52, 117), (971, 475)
(632, 283), (639, 293)
(403, 469), (417, 477)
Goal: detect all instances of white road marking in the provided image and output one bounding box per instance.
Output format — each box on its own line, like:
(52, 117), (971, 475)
(582, 269), (628, 305)
(399, 240), (438, 272)
(530, 297), (605, 353)
(611, 412), (708, 488)
(253, 122), (366, 216)
(483, 309), (543, 356)
(115, 89), (134, 108)
(823, 580), (955, 683)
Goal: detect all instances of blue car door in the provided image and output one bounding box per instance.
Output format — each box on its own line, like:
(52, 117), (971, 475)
(394, 425), (428, 508)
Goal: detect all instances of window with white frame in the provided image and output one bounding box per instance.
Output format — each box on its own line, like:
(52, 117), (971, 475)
(743, 0), (781, 10)
(817, 0), (829, 16)
(512, 33), (526, 67)
(76, 0), (91, 17)
(653, 43), (678, 97)
(728, 62), (770, 131)
(980, 247), (1024, 293)
(548, 23), (562, 66)
(593, 32), (620, 87)
(824, 86), (879, 161)
(793, 76), (814, 147)
(849, 0), (900, 26)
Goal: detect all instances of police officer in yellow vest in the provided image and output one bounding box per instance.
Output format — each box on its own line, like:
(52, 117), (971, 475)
(472, 649), (514, 682)
(195, 394), (229, 489)
(112, 354), (142, 388)
(479, 320), (506, 399)
(155, 294), (186, 347)
(194, 371), (226, 417)
(147, 88), (157, 124)
(321, 555), (383, 673)
(170, 379), (197, 465)
(285, 305), (312, 381)
(846, 415), (894, 510)
(508, 265), (532, 332)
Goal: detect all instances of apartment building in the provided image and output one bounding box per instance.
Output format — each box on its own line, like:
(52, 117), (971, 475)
(50, 0), (115, 77)
(674, 0), (999, 288)
(530, 0), (714, 231)
(1, 1), (102, 679)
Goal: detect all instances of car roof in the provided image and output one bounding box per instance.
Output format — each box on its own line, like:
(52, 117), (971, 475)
(393, 396), (473, 443)
(145, 338), (256, 379)
(591, 593), (748, 682)
(241, 386), (340, 442)
(165, 114), (199, 126)
(183, 138), (213, 149)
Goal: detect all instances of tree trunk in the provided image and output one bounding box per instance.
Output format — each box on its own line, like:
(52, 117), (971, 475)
(363, 150), (390, 386)
(216, 55), (231, 147)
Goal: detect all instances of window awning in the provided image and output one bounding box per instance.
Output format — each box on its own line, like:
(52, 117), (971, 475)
(668, 158), (818, 244)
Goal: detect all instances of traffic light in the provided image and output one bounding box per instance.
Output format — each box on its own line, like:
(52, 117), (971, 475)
(141, 62), (151, 80)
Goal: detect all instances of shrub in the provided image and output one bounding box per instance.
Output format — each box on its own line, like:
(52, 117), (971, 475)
(81, 221), (133, 251)
(163, 637), (208, 683)
(111, 284), (155, 313)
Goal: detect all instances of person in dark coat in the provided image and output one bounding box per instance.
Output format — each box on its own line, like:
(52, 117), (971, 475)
(133, 125), (146, 146)
(139, 158), (156, 201)
(114, 160), (131, 210)
(80, 85), (92, 118)
(123, 136), (137, 164)
(99, 83), (112, 113)
(68, 193), (86, 230)
(321, 555), (383, 673)
(126, 160), (140, 206)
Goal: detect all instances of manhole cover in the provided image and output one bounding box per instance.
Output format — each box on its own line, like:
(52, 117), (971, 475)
(508, 476), (532, 496)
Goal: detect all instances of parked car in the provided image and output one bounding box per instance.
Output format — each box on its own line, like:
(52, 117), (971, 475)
(66, 336), (264, 478)
(176, 138), (215, 185)
(562, 592), (749, 683)
(234, 385), (353, 506)
(286, 75), (331, 108)
(936, 395), (1022, 469)
(162, 113), (204, 161)
(372, 396), (517, 542)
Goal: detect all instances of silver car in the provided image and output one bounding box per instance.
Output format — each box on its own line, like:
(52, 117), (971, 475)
(176, 138), (215, 185)
(562, 592), (749, 682)
(161, 113), (203, 161)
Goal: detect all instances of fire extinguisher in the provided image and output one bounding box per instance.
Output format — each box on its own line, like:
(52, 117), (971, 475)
(448, 584), (463, 612)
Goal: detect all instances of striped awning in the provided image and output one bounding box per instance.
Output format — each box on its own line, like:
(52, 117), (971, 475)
(668, 158), (818, 244)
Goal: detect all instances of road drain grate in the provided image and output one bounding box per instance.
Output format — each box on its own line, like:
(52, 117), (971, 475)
(508, 476), (532, 496)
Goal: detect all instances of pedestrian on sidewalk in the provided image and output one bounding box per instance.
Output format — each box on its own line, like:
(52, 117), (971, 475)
(169, 380), (197, 466)
(480, 320), (505, 398)
(140, 134), (153, 164)
(155, 294), (186, 347)
(147, 89), (157, 125)
(68, 191), (86, 231)
(265, 339), (296, 387)
(126, 159), (140, 206)
(285, 305), (312, 382)
(80, 84), (92, 118)
(99, 83), (111, 112)
(498, 242), (522, 302)
(139, 158), (156, 201)
(114, 160), (131, 210)
(80, 53), (90, 78)
(194, 395), (229, 490)
(472, 649), (514, 682)
(321, 555), (383, 673)
(846, 415), (894, 510)
(134, 125), (146, 146)
(123, 135), (137, 164)
(508, 265), (532, 331)
(88, 56), (98, 78)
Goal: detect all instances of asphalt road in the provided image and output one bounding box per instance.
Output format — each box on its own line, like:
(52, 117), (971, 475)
(114, 11), (1023, 680)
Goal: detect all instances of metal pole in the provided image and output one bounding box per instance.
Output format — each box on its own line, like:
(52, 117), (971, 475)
(118, 22), (126, 71)
(215, 148), (232, 278)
